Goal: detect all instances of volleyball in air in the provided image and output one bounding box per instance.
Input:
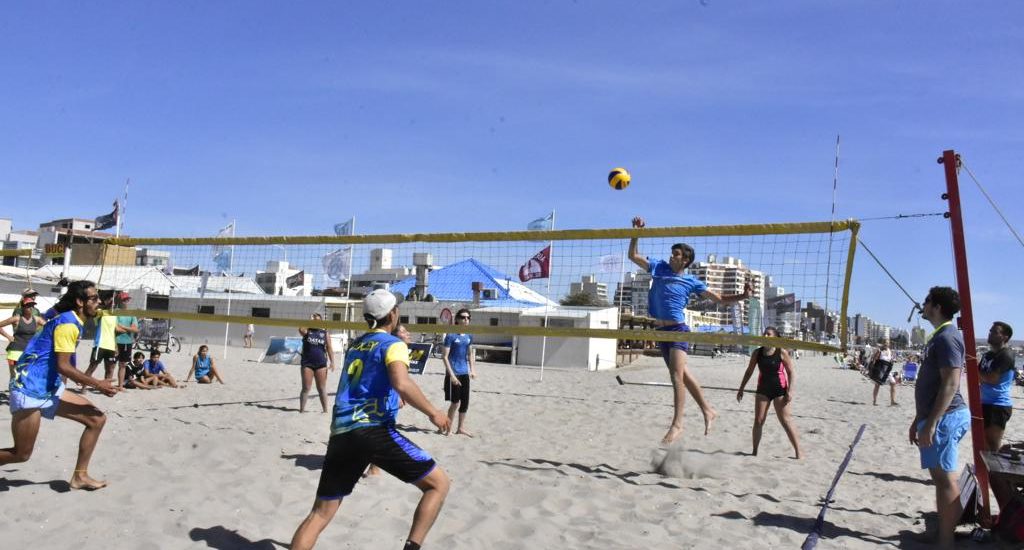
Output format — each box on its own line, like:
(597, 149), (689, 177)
(608, 167), (631, 190)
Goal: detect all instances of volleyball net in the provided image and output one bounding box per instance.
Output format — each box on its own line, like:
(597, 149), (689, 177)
(87, 220), (858, 353)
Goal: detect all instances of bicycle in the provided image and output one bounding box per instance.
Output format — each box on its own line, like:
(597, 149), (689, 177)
(134, 319), (182, 354)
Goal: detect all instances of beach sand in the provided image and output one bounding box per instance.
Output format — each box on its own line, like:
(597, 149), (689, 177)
(1, 345), (1014, 549)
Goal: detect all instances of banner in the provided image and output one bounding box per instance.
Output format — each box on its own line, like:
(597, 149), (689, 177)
(212, 222), (234, 273)
(518, 246), (551, 282)
(286, 270), (305, 289)
(597, 254), (624, 273)
(94, 200), (119, 231)
(334, 219), (354, 236)
(407, 343), (432, 374)
(322, 247), (352, 281)
(527, 212), (554, 231)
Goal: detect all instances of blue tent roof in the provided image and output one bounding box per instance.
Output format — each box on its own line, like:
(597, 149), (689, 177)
(390, 258), (551, 309)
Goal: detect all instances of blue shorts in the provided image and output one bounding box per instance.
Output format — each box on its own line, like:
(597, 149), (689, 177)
(918, 407), (971, 472)
(658, 323), (691, 365)
(10, 385), (64, 420)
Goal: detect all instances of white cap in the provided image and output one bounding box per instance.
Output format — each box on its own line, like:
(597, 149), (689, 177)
(364, 289), (403, 320)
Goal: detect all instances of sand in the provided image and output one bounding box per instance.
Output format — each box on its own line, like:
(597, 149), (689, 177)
(1, 345), (1015, 549)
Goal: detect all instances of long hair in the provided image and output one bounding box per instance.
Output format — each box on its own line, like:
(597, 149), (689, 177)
(54, 280), (96, 313)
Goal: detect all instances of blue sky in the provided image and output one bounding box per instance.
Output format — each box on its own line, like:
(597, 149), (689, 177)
(2, 2), (1022, 334)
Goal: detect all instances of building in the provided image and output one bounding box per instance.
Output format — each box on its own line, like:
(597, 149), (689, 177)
(136, 248), (171, 267)
(255, 260), (313, 297)
(911, 326), (926, 347)
(347, 248), (414, 298)
(689, 254), (765, 327)
(613, 270), (653, 316)
(568, 274), (608, 305)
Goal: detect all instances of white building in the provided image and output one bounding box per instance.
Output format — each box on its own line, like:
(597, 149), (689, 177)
(689, 255), (765, 327)
(613, 270), (653, 316)
(569, 274), (608, 304)
(348, 248), (414, 298)
(255, 260), (313, 297)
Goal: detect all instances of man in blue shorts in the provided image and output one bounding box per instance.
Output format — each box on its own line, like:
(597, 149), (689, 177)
(291, 289), (451, 550)
(910, 286), (970, 548)
(0, 280), (120, 490)
(629, 216), (752, 445)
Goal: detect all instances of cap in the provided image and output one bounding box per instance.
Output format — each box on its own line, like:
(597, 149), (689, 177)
(117, 291), (132, 302)
(363, 289), (403, 320)
(21, 288), (38, 298)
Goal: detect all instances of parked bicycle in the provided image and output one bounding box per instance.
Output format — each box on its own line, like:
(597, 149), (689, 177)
(134, 318), (182, 354)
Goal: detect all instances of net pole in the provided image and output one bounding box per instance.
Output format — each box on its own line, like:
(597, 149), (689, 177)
(940, 149), (990, 518)
(539, 209), (554, 381)
(838, 221), (859, 352)
(223, 219), (235, 360)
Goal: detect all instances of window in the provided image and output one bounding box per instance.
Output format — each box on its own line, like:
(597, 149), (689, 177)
(198, 305), (215, 315)
(146, 295), (169, 311)
(251, 307), (271, 318)
(416, 316), (438, 324)
(542, 318), (574, 329)
(399, 316), (409, 324)
(332, 313), (342, 321)
(489, 318), (499, 326)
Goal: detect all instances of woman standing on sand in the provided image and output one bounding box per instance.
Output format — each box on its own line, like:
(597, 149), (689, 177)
(736, 327), (802, 459)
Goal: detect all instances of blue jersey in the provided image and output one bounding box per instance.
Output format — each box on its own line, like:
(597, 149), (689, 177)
(444, 333), (473, 375)
(980, 348), (1016, 407)
(647, 258), (707, 322)
(331, 331), (410, 435)
(144, 359), (167, 375)
(301, 328), (329, 367)
(10, 310), (83, 399)
(193, 356), (211, 378)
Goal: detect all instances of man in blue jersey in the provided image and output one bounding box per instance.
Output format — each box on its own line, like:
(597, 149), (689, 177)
(291, 289), (451, 550)
(910, 286), (970, 549)
(0, 280), (120, 490)
(629, 216), (752, 445)
(979, 322), (1015, 454)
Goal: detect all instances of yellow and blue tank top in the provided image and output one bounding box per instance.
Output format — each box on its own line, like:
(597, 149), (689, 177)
(10, 310), (83, 399)
(330, 330), (410, 435)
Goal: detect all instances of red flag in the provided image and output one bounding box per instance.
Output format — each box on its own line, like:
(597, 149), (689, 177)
(518, 246), (551, 282)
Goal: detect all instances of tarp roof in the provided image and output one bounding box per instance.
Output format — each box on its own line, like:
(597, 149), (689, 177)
(390, 258), (556, 308)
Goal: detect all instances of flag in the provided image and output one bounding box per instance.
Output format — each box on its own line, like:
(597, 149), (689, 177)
(334, 219), (354, 236)
(211, 222), (234, 273)
(526, 212), (554, 231)
(597, 254), (624, 273)
(94, 200), (119, 231)
(518, 246), (551, 282)
(322, 247), (352, 281)
(286, 270), (305, 289)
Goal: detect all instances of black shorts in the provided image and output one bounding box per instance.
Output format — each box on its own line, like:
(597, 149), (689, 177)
(301, 362), (328, 371)
(444, 374), (471, 406)
(983, 404), (1013, 430)
(116, 343), (133, 363)
(91, 347), (117, 365)
(756, 384), (787, 401)
(316, 425), (435, 499)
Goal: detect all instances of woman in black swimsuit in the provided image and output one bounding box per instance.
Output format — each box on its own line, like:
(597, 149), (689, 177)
(736, 327), (802, 459)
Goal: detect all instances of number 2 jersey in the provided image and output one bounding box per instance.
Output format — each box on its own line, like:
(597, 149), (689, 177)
(331, 330), (410, 435)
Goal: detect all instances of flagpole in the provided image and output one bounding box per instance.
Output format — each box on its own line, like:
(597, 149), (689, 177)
(223, 219), (235, 359)
(539, 209), (554, 381)
(117, 178), (130, 238)
(344, 217), (356, 340)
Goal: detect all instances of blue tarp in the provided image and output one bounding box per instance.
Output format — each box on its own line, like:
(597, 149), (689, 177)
(390, 258), (548, 308)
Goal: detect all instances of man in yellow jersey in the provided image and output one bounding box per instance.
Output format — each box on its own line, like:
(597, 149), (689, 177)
(1, 280), (120, 490)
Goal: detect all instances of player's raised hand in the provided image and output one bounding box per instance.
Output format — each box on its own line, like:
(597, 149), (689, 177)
(631, 216), (646, 229)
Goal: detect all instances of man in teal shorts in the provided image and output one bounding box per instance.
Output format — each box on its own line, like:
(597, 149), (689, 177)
(291, 289), (451, 550)
(910, 286), (970, 548)
(0, 280), (120, 490)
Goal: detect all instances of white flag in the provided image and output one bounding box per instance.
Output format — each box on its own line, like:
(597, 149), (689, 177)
(323, 247), (352, 281)
(597, 254), (624, 273)
(526, 212), (554, 231)
(211, 222), (234, 273)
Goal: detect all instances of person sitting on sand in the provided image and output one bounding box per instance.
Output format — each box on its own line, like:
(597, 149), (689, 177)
(0, 280), (120, 490)
(628, 215), (752, 445)
(143, 350), (179, 387)
(736, 327), (802, 459)
(185, 345), (223, 384)
(123, 351), (160, 390)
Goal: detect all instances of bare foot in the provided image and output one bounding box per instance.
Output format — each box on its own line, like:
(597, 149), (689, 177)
(70, 473), (108, 491)
(456, 429), (474, 438)
(702, 408), (718, 436)
(661, 425), (683, 446)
